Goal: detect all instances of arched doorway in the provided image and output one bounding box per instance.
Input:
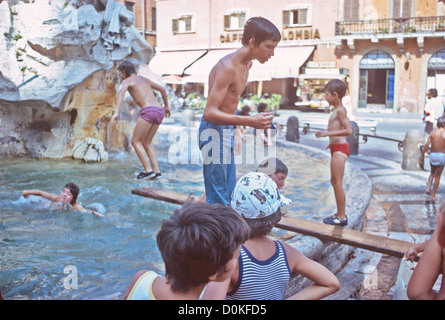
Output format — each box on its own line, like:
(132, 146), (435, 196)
(358, 50), (395, 109)
(427, 49), (445, 100)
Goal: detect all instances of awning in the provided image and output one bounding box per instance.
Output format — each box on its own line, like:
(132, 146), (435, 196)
(183, 46), (315, 83)
(249, 46), (315, 80)
(148, 50), (208, 76)
(183, 49), (234, 83)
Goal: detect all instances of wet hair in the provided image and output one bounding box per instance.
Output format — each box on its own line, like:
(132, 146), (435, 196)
(245, 209), (283, 238)
(437, 115), (445, 128)
(241, 17), (281, 47)
(428, 88), (438, 98)
(156, 201), (250, 293)
(64, 183), (79, 205)
(117, 60), (136, 78)
(325, 79), (347, 99)
(257, 157), (288, 176)
(257, 102), (268, 113)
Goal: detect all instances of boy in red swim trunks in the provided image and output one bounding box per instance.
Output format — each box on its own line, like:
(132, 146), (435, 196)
(315, 79), (352, 226)
(112, 60), (170, 179)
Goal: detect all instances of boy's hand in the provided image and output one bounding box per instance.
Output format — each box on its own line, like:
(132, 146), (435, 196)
(164, 107), (171, 118)
(405, 247), (418, 262)
(315, 130), (328, 138)
(249, 112), (273, 129)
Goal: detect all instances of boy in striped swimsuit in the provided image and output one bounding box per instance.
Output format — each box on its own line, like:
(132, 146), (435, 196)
(202, 172), (340, 300)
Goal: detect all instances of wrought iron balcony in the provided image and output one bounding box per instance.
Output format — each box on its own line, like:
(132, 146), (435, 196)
(336, 16), (445, 36)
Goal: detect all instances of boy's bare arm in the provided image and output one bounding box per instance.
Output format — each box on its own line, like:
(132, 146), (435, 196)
(149, 80), (170, 117)
(22, 190), (59, 202)
(407, 229), (443, 299)
(203, 66), (273, 129)
(112, 80), (129, 122)
(285, 244), (340, 300)
(316, 110), (352, 138)
(73, 203), (104, 218)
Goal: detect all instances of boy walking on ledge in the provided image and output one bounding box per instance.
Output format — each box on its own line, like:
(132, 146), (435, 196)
(316, 79), (352, 226)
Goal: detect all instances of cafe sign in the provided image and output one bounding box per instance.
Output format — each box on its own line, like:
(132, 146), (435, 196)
(220, 28), (320, 43)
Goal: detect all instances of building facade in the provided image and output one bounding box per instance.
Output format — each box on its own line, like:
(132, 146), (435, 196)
(150, 0), (445, 113)
(116, 0), (157, 48)
(335, 0), (445, 113)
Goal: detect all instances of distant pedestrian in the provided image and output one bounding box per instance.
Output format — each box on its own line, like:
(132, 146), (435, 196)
(422, 88), (444, 136)
(419, 115), (445, 200)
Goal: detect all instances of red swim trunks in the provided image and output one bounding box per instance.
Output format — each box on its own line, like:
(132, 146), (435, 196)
(328, 142), (350, 157)
(139, 106), (165, 124)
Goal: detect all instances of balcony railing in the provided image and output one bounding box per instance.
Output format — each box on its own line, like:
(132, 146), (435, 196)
(336, 16), (445, 36)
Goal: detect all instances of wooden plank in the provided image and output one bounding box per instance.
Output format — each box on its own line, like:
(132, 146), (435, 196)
(277, 217), (414, 259)
(131, 187), (416, 260)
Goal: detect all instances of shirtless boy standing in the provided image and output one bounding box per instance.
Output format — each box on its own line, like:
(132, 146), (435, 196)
(315, 79), (352, 226)
(112, 60), (170, 180)
(199, 17), (280, 206)
(420, 115), (445, 200)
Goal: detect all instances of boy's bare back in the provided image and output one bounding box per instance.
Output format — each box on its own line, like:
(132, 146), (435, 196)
(123, 75), (161, 109)
(429, 129), (445, 153)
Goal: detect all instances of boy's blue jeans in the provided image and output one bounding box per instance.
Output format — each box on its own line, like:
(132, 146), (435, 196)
(198, 118), (236, 206)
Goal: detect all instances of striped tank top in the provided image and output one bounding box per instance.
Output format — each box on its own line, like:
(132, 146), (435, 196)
(226, 241), (291, 300)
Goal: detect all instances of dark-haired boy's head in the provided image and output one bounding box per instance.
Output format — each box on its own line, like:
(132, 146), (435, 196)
(63, 183), (79, 205)
(117, 60), (136, 78)
(257, 102), (268, 113)
(241, 17), (281, 47)
(157, 201), (250, 293)
(325, 79), (347, 100)
(437, 115), (445, 128)
(428, 88), (438, 98)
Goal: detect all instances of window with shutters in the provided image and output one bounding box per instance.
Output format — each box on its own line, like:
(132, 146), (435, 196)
(392, 0), (413, 18)
(224, 12), (246, 31)
(172, 15), (193, 34)
(283, 7), (310, 27)
(344, 0), (359, 21)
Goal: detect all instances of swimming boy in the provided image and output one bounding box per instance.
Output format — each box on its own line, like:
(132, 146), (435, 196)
(122, 201), (250, 300)
(199, 17), (280, 206)
(22, 183), (104, 217)
(202, 172), (340, 300)
(112, 60), (170, 180)
(419, 115), (445, 200)
(315, 79), (352, 226)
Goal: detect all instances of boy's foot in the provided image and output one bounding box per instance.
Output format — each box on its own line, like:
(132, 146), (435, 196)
(323, 214), (348, 227)
(137, 171), (156, 179)
(149, 172), (162, 179)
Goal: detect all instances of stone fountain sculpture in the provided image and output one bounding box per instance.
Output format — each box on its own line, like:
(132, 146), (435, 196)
(0, 0), (154, 161)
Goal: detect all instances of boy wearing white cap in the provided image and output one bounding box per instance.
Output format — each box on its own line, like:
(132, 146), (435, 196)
(202, 172), (340, 300)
